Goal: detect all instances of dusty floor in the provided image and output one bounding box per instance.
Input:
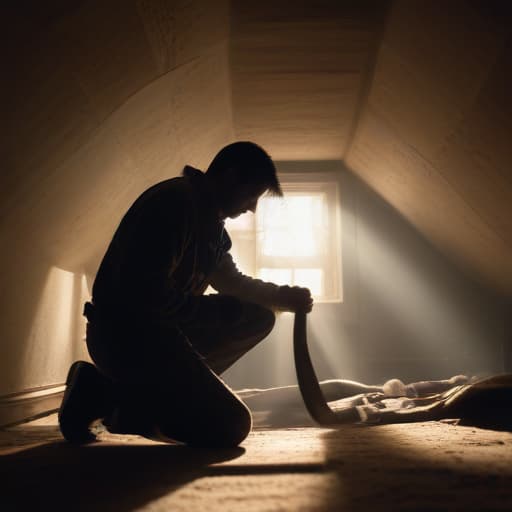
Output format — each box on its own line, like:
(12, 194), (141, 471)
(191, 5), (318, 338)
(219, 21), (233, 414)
(1, 415), (512, 511)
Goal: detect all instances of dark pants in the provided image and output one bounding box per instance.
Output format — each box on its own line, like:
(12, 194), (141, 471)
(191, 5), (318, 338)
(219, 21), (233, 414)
(85, 298), (275, 447)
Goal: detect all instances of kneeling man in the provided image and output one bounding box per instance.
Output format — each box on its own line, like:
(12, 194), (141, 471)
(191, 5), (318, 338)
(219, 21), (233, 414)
(59, 141), (312, 447)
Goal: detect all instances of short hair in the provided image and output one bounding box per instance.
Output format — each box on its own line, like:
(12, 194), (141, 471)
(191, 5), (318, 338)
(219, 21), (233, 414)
(206, 141), (283, 196)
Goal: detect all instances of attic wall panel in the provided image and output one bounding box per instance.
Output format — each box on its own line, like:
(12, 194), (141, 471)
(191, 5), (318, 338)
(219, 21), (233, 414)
(372, 0), (503, 154)
(136, 0), (229, 73)
(0, 0), (232, 395)
(346, 0), (512, 295)
(2, 0), (229, 221)
(173, 0), (229, 66)
(2, 43), (234, 277)
(432, 40), (512, 246)
(361, 0), (506, 160)
(3, 40), (100, 219)
(172, 42), (235, 170)
(347, 108), (512, 291)
(53, 0), (158, 122)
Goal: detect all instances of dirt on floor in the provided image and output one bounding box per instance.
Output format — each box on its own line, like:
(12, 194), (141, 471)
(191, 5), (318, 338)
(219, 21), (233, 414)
(1, 414), (512, 511)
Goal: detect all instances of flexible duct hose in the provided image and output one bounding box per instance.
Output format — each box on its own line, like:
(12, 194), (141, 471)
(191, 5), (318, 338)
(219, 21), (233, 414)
(293, 311), (359, 425)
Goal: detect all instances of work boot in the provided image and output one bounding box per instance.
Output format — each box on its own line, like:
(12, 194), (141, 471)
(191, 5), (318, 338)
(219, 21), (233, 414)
(58, 361), (115, 444)
(102, 397), (165, 441)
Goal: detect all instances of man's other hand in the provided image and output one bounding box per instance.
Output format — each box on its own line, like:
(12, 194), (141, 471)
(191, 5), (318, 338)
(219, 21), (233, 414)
(276, 285), (313, 313)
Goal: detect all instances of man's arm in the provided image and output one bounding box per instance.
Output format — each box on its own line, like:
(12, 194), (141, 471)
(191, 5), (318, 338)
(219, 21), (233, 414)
(209, 253), (313, 312)
(125, 185), (244, 327)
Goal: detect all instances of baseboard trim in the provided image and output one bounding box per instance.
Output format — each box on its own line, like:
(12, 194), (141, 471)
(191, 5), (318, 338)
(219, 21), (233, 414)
(0, 384), (65, 428)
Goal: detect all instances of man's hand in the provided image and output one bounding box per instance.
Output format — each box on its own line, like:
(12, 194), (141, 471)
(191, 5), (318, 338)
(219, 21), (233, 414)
(276, 285), (313, 313)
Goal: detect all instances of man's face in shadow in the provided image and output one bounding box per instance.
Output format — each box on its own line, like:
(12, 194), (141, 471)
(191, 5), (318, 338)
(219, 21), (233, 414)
(218, 175), (267, 220)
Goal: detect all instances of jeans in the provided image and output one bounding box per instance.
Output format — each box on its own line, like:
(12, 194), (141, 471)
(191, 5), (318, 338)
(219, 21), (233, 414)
(85, 298), (275, 446)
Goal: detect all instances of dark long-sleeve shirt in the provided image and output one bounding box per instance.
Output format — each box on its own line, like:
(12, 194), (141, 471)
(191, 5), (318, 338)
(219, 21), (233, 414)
(92, 166), (279, 323)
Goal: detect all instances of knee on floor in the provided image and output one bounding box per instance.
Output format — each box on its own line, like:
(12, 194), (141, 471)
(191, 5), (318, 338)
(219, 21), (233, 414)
(158, 397), (252, 448)
(201, 399), (252, 448)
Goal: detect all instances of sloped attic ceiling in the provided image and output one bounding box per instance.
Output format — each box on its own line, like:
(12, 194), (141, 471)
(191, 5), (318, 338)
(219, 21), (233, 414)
(2, 0), (511, 297)
(230, 0), (512, 296)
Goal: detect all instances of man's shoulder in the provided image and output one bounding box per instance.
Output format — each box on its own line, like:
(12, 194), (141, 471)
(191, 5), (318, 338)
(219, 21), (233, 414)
(124, 166), (205, 222)
(139, 171), (196, 203)
(150, 166), (203, 195)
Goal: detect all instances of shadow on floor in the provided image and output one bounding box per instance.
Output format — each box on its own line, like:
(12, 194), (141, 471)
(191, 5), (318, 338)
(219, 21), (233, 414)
(0, 426), (244, 511)
(318, 424), (512, 511)
(0, 425), (326, 511)
(6, 422), (511, 510)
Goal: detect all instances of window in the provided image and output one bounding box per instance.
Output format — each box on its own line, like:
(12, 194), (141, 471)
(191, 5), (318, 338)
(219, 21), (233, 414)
(226, 172), (342, 302)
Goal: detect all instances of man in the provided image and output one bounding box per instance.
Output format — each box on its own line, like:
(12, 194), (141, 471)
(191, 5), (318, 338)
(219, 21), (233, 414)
(59, 141), (313, 447)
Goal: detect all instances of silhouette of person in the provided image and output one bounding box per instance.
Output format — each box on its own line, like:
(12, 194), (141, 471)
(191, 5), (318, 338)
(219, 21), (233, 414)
(59, 142), (313, 447)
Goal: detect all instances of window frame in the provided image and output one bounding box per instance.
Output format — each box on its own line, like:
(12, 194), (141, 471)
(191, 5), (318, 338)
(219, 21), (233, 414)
(226, 171), (343, 303)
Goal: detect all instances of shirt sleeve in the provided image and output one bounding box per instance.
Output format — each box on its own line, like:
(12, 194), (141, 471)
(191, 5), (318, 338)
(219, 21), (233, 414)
(208, 252), (281, 309)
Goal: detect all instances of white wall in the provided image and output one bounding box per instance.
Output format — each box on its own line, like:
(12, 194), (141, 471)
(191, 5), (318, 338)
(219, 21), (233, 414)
(223, 161), (507, 389)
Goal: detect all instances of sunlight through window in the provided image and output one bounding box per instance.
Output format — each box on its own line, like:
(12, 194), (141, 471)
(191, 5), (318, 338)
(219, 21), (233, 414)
(225, 172), (342, 302)
(258, 195), (322, 258)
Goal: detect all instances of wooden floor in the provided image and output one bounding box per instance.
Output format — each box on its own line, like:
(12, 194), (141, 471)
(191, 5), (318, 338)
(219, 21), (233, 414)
(2, 414), (512, 511)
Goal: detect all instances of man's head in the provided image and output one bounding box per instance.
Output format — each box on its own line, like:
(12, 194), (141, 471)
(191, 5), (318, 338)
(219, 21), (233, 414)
(206, 142), (282, 219)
